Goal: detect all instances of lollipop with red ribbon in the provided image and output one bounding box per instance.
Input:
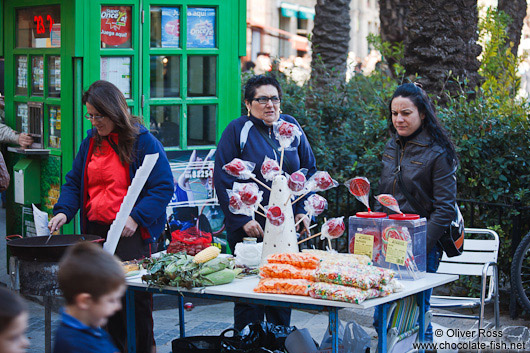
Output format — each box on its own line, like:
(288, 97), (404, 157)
(305, 194), (328, 217)
(321, 217), (346, 240)
(233, 182), (263, 207)
(297, 217), (345, 250)
(273, 121), (302, 149)
(266, 206), (285, 227)
(287, 169), (308, 195)
(345, 177), (371, 212)
(308, 171), (339, 192)
(223, 158), (272, 191)
(273, 121), (302, 172)
(223, 158), (256, 179)
(294, 194), (328, 227)
(261, 156), (281, 181)
(227, 190), (254, 217)
(375, 194), (402, 214)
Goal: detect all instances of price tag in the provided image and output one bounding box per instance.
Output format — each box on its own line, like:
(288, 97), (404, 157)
(385, 237), (407, 266)
(353, 233), (374, 259)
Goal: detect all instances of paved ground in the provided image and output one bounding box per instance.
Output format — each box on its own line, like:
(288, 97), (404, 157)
(1, 208), (529, 353)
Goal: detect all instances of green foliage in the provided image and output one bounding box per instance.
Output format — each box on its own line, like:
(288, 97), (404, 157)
(367, 33), (405, 78)
(478, 7), (525, 108)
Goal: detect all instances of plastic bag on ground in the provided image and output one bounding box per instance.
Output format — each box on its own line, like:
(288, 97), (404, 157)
(319, 320), (370, 353)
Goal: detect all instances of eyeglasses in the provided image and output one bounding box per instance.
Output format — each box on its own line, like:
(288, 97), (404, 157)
(253, 96), (281, 105)
(84, 113), (106, 122)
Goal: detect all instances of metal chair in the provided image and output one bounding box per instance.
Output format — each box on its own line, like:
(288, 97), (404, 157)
(431, 228), (500, 329)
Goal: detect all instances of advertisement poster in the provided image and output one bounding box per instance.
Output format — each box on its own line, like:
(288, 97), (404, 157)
(161, 7), (180, 47)
(186, 7), (215, 48)
(100, 57), (131, 98)
(50, 23), (61, 47)
(166, 149), (228, 253)
(101, 6), (132, 47)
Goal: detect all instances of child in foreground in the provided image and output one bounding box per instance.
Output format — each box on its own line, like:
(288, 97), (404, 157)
(53, 242), (126, 353)
(0, 287), (30, 353)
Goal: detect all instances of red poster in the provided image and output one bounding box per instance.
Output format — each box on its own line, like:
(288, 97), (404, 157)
(101, 6), (131, 46)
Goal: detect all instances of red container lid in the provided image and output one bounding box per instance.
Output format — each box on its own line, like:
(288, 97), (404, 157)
(388, 213), (420, 220)
(356, 212), (387, 218)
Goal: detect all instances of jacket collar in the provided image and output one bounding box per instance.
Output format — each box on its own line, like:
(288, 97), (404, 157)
(394, 128), (432, 147)
(247, 114), (284, 130)
(60, 309), (105, 338)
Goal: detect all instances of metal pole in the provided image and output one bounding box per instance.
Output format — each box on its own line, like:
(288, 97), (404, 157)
(178, 294), (185, 337)
(377, 303), (388, 353)
(126, 289), (136, 353)
(510, 201), (522, 319)
(328, 307), (339, 353)
(44, 295), (52, 353)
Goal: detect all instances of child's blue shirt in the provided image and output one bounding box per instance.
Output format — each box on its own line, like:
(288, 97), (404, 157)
(53, 310), (119, 353)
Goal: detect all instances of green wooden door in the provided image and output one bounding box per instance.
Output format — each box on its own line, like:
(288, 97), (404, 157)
(3, 0), (76, 234)
(85, 0), (243, 151)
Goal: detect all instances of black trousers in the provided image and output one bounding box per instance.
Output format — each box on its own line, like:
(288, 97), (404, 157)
(228, 233), (291, 331)
(86, 221), (155, 353)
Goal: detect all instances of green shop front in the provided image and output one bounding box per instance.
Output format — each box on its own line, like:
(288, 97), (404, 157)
(2, 0), (246, 239)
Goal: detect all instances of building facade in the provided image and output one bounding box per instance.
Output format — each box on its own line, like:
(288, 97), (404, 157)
(245, 0), (379, 64)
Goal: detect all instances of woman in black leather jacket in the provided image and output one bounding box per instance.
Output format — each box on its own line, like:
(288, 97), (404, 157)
(374, 83), (458, 342)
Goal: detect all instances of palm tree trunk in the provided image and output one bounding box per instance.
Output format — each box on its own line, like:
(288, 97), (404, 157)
(379, 0), (409, 74)
(310, 0), (351, 87)
(498, 0), (527, 57)
(403, 0), (483, 99)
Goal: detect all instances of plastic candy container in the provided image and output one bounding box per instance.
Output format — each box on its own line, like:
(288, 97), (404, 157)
(266, 206), (285, 226)
(287, 170), (307, 194)
(223, 158), (256, 179)
(261, 156), (281, 181)
(309, 171), (338, 192)
(376, 214), (427, 280)
(348, 212), (387, 261)
(321, 217), (345, 240)
(304, 194), (328, 216)
(273, 121), (302, 148)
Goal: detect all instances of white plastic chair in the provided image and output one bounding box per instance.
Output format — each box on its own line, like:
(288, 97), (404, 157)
(431, 228), (500, 329)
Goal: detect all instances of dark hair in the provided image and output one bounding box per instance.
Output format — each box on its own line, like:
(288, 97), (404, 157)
(58, 242), (125, 305)
(389, 83), (458, 165)
(244, 75), (283, 103)
(0, 287), (27, 332)
(82, 80), (142, 164)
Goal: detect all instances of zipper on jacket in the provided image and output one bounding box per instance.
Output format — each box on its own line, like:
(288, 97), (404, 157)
(393, 141), (407, 196)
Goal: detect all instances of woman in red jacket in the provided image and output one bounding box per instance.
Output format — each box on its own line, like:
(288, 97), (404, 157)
(49, 80), (173, 353)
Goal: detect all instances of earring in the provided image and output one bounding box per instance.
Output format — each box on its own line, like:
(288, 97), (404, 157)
(247, 109), (251, 117)
(279, 109), (283, 114)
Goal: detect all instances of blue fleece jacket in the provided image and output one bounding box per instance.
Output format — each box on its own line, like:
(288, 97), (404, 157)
(213, 114), (317, 236)
(53, 311), (119, 353)
(53, 125), (173, 243)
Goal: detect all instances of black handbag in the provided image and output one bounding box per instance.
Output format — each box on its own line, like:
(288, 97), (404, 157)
(394, 145), (464, 257)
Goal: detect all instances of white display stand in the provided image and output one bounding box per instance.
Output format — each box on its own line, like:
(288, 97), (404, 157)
(260, 175), (299, 264)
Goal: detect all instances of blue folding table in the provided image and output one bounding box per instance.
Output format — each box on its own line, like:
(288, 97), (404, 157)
(125, 273), (457, 353)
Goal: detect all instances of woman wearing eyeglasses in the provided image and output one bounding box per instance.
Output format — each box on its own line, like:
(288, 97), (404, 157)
(48, 80), (173, 353)
(214, 75), (317, 331)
